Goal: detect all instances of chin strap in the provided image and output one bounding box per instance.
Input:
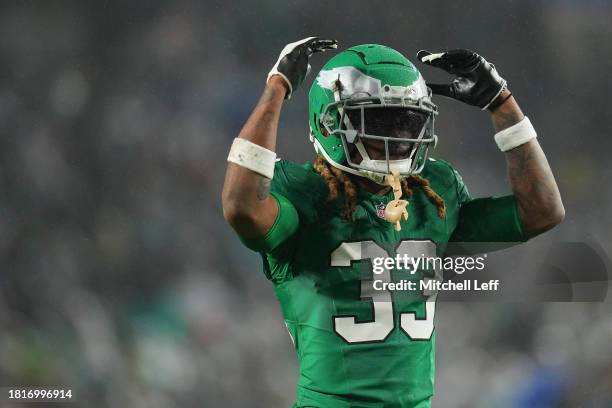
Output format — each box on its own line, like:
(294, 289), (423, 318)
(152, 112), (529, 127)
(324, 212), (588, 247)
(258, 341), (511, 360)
(312, 137), (389, 184)
(383, 171), (409, 231)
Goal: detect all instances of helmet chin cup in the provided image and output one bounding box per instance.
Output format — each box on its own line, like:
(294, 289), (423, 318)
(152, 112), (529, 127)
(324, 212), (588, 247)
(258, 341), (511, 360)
(362, 158), (413, 175)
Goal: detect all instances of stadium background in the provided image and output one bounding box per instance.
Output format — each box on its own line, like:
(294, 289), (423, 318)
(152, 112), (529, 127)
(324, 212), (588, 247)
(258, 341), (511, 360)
(1, 1), (611, 407)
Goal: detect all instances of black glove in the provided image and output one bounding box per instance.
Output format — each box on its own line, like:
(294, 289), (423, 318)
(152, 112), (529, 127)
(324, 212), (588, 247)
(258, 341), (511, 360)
(267, 37), (338, 99)
(416, 49), (507, 110)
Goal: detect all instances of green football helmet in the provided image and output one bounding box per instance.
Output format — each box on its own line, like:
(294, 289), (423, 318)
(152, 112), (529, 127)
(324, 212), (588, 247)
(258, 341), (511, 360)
(308, 44), (438, 184)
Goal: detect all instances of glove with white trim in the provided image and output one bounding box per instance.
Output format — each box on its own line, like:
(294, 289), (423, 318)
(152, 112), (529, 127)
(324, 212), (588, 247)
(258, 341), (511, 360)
(416, 49), (507, 110)
(267, 37), (338, 99)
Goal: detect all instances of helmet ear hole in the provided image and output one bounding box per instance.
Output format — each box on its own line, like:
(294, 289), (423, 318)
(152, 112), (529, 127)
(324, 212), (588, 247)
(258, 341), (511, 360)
(314, 113), (329, 136)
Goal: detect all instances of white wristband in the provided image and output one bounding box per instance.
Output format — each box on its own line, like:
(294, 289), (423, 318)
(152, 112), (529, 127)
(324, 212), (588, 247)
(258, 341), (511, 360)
(494, 116), (537, 152)
(227, 138), (277, 179)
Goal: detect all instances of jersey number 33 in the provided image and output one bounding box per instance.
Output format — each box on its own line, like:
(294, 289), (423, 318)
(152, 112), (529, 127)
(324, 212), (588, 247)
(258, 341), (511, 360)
(330, 240), (437, 344)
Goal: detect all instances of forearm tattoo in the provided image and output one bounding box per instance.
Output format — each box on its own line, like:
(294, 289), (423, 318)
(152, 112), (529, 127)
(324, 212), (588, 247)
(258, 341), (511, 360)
(506, 141), (561, 236)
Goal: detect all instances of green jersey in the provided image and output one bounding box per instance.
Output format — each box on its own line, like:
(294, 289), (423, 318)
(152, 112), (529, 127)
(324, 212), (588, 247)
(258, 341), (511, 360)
(241, 158), (525, 408)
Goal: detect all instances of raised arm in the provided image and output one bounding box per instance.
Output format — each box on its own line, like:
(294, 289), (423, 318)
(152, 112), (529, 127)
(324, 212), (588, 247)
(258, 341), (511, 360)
(222, 78), (286, 239)
(490, 90), (564, 238)
(222, 37), (338, 239)
(417, 49), (564, 240)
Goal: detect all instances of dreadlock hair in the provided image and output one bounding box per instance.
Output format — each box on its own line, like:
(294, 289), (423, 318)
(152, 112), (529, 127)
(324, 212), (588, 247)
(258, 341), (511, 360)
(313, 156), (446, 221)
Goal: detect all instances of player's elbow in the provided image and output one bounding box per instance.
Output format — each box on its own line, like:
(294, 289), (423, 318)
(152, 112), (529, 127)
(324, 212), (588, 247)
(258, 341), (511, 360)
(544, 193), (566, 227)
(542, 205), (565, 232)
(546, 201), (566, 229)
(222, 195), (258, 230)
(523, 200), (565, 238)
(221, 191), (261, 235)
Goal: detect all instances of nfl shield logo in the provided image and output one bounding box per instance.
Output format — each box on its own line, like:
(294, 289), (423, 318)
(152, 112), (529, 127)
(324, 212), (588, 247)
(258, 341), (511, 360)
(376, 203), (386, 218)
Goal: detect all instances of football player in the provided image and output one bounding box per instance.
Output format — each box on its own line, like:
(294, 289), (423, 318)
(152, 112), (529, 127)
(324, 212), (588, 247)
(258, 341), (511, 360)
(222, 37), (564, 408)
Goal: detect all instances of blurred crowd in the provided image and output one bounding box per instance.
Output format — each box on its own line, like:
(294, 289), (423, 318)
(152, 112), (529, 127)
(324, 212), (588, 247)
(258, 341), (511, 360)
(0, 1), (611, 407)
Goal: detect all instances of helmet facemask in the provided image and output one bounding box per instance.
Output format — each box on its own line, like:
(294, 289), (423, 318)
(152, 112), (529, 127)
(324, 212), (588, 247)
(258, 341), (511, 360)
(318, 79), (438, 185)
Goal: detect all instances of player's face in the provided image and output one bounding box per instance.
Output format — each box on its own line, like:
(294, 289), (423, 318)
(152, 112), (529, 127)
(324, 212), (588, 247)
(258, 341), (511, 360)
(347, 107), (428, 161)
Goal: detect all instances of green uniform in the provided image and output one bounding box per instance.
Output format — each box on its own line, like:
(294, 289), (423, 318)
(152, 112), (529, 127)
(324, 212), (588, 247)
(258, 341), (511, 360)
(241, 158), (525, 408)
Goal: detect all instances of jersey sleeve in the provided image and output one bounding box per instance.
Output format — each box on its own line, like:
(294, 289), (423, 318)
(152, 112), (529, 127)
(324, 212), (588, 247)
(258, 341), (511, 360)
(237, 160), (326, 283)
(238, 160), (304, 256)
(449, 168), (527, 243)
(238, 191), (299, 254)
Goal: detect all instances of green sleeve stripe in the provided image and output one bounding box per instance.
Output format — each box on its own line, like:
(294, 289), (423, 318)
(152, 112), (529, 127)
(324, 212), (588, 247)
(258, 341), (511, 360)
(239, 192), (299, 253)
